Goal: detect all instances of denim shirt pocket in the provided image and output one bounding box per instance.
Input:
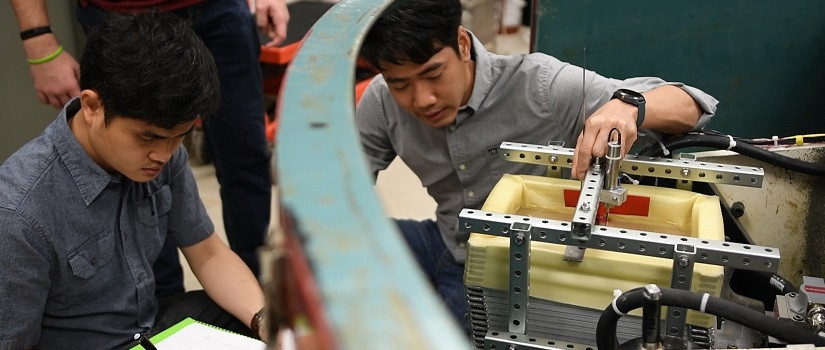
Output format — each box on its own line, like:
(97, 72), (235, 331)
(137, 185), (172, 227)
(136, 184), (172, 261)
(68, 230), (115, 279)
(483, 143), (507, 179)
(65, 229), (116, 304)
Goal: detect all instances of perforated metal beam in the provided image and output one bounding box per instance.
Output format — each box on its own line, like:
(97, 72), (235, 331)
(500, 142), (764, 187)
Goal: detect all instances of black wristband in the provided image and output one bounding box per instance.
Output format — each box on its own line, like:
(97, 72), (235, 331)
(20, 26), (52, 41)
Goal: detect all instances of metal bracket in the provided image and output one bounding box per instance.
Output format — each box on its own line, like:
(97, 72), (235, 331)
(484, 330), (592, 350)
(571, 164), (603, 241)
(508, 221), (532, 334)
(600, 187), (628, 207)
(665, 245), (696, 337)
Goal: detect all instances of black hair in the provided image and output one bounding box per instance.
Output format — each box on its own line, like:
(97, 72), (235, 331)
(361, 0), (463, 71)
(79, 10), (220, 129)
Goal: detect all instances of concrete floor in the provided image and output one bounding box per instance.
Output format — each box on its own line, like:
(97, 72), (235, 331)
(182, 27), (530, 290)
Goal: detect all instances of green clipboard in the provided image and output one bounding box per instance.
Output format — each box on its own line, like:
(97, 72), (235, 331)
(128, 317), (262, 349)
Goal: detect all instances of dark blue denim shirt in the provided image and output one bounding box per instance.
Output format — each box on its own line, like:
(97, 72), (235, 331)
(0, 98), (214, 349)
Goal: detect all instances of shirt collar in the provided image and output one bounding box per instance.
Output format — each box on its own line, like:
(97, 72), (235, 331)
(48, 97), (121, 206)
(455, 31), (494, 126)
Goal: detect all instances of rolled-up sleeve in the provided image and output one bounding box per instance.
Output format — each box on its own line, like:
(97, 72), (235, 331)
(614, 76), (719, 131)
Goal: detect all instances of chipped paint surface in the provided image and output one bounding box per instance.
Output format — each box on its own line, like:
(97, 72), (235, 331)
(276, 0), (469, 348)
(698, 146), (825, 286)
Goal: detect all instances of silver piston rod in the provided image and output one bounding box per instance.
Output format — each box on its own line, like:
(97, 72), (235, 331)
(600, 129), (627, 209)
(604, 139), (622, 193)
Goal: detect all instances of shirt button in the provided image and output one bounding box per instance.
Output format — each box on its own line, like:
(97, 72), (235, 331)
(459, 164), (466, 171)
(468, 191), (475, 197)
(448, 125), (456, 132)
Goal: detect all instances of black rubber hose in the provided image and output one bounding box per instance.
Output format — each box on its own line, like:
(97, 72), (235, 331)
(762, 271), (799, 295)
(637, 134), (825, 176)
(596, 287), (825, 350)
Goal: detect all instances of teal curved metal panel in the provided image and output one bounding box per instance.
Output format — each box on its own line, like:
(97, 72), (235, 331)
(276, 0), (470, 348)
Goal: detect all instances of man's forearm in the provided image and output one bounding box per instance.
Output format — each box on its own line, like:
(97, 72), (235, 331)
(184, 234), (265, 329)
(10, 0), (63, 60)
(642, 84), (703, 134)
(10, 0), (50, 31)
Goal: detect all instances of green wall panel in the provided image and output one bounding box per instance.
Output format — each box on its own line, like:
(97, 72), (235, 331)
(533, 1), (825, 138)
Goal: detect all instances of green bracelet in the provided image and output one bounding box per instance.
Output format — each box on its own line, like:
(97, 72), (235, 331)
(27, 45), (63, 65)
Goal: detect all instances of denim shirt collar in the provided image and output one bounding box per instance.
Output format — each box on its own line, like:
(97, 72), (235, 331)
(48, 98), (121, 206)
(455, 31), (494, 126)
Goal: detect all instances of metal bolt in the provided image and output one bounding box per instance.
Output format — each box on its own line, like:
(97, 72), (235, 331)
(515, 232), (525, 245)
(549, 155), (558, 163)
(678, 256), (689, 267)
(681, 168), (690, 176)
(580, 202), (591, 213)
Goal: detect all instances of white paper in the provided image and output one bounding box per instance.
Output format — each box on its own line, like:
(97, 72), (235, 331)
(155, 322), (266, 350)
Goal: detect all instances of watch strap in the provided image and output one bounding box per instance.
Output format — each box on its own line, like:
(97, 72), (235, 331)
(612, 89), (645, 128)
(251, 307), (265, 339)
(635, 100), (645, 128)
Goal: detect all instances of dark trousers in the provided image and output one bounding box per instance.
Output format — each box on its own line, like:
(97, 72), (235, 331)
(151, 290), (254, 337)
(77, 0), (272, 297)
(395, 219), (470, 332)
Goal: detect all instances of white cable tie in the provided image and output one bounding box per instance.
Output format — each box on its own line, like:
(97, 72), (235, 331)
(611, 294), (626, 316)
(726, 135), (737, 150)
(772, 135), (779, 146)
(657, 138), (670, 156)
(622, 173), (639, 185)
(699, 293), (710, 313)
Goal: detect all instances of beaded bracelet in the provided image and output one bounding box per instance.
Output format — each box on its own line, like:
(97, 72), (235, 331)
(28, 45), (64, 65)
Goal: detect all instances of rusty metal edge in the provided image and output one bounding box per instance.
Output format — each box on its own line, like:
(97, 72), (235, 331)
(275, 0), (470, 348)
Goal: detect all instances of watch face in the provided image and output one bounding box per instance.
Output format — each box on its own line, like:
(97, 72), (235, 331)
(616, 89), (645, 103)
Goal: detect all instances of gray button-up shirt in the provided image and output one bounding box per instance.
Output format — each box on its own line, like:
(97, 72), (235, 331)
(0, 99), (214, 349)
(355, 33), (718, 263)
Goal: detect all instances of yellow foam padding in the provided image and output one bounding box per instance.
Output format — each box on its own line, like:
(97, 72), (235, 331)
(465, 174), (724, 327)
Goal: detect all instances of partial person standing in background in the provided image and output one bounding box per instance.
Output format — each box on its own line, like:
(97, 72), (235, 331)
(9, 0), (290, 297)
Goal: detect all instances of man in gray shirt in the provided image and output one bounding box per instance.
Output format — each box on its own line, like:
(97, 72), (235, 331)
(356, 0), (718, 331)
(0, 11), (267, 349)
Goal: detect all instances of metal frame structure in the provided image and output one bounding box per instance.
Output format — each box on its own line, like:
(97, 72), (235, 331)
(459, 142), (779, 349)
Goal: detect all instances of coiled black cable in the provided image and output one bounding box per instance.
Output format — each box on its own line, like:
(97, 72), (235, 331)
(638, 134), (825, 176)
(596, 286), (825, 350)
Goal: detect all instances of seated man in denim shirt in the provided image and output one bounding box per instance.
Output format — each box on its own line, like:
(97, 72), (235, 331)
(356, 0), (718, 331)
(0, 11), (268, 349)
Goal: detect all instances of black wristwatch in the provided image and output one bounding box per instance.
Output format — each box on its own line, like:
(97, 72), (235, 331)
(611, 89), (646, 128)
(251, 307), (265, 339)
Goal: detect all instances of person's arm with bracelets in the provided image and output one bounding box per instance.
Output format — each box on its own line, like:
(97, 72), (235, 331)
(10, 0), (81, 109)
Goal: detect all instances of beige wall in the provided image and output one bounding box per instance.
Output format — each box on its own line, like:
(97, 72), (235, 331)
(1, 0), (82, 161)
